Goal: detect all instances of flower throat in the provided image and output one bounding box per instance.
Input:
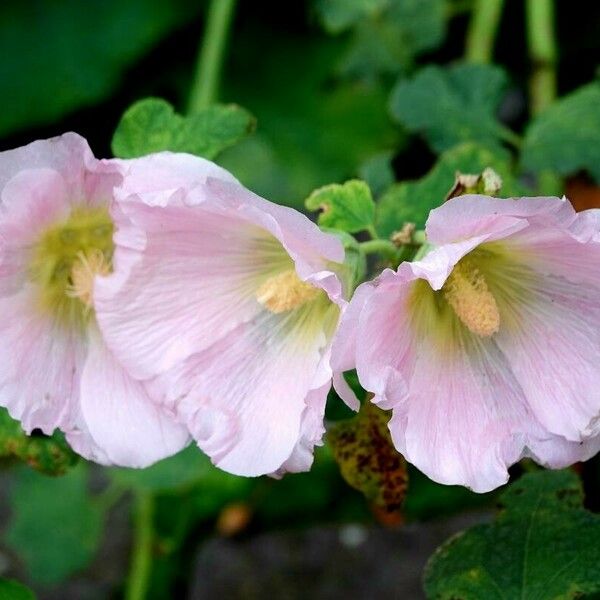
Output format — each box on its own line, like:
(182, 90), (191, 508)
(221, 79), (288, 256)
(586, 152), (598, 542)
(29, 206), (114, 326)
(443, 258), (500, 337)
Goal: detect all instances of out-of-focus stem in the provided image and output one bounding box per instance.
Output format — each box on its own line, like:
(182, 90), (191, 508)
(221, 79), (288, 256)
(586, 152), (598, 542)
(465, 0), (505, 63)
(188, 0), (237, 112)
(526, 0), (557, 115)
(125, 492), (154, 600)
(360, 239), (400, 260)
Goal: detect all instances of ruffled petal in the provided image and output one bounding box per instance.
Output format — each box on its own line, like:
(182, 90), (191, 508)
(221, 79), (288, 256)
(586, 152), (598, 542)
(426, 195), (576, 245)
(274, 381), (330, 475)
(114, 151), (237, 204)
(0, 286), (84, 434)
(495, 271), (600, 441)
(152, 301), (338, 476)
(75, 328), (189, 467)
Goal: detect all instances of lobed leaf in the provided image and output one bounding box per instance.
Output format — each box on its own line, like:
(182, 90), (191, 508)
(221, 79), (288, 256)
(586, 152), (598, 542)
(306, 179), (376, 233)
(315, 0), (446, 79)
(111, 98), (255, 159)
(424, 470), (600, 599)
(521, 82), (600, 182)
(390, 63), (510, 153)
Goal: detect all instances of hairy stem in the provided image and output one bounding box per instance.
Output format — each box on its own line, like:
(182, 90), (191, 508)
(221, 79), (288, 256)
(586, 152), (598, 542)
(465, 0), (505, 63)
(188, 0), (237, 112)
(125, 492), (154, 600)
(525, 0), (557, 115)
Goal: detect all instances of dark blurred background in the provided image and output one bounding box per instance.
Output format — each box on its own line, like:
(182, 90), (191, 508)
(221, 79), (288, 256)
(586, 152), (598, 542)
(1, 1), (600, 598)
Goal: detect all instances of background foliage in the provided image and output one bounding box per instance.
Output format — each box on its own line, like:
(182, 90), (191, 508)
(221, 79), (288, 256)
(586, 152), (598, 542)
(1, 0), (600, 598)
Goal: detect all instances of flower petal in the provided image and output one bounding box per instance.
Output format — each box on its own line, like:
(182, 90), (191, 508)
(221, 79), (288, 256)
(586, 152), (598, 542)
(0, 286), (84, 434)
(426, 195), (576, 245)
(76, 328), (189, 467)
(496, 271), (600, 441)
(153, 302), (336, 476)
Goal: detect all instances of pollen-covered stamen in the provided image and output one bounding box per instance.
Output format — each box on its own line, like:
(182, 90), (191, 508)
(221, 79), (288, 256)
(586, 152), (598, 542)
(443, 260), (500, 337)
(66, 249), (111, 309)
(256, 268), (320, 313)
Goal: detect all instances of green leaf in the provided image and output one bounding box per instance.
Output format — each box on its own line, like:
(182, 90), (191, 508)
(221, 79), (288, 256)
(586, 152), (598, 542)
(0, 408), (77, 475)
(328, 402), (408, 513)
(109, 445), (218, 493)
(0, 578), (36, 600)
(0, 0), (201, 136)
(6, 463), (103, 586)
(390, 64), (510, 153)
(315, 0), (446, 79)
(358, 152), (395, 197)
(376, 142), (528, 236)
(522, 82), (600, 182)
(424, 470), (600, 600)
(314, 0), (388, 33)
(112, 98), (255, 159)
(306, 180), (376, 233)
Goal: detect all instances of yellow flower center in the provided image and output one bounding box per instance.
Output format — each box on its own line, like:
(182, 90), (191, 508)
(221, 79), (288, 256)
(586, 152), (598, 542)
(66, 249), (112, 309)
(29, 206), (114, 326)
(443, 259), (500, 337)
(256, 268), (320, 313)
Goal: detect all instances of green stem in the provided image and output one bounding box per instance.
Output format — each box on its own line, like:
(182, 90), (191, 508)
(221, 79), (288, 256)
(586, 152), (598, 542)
(187, 0), (237, 113)
(525, 0), (557, 115)
(465, 0), (505, 63)
(125, 492), (154, 600)
(498, 125), (523, 149)
(359, 239), (399, 260)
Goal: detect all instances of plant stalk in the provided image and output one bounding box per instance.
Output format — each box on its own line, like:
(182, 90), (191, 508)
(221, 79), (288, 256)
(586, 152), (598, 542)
(125, 492), (154, 600)
(465, 0), (505, 63)
(525, 0), (557, 115)
(187, 0), (237, 113)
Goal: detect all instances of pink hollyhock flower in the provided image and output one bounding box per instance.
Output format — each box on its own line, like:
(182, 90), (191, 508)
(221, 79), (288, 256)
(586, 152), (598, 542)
(0, 133), (189, 466)
(94, 153), (346, 476)
(333, 195), (600, 492)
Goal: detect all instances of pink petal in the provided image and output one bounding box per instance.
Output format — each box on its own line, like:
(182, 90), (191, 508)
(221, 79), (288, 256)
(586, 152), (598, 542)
(0, 286), (84, 434)
(75, 328), (189, 467)
(426, 195), (576, 245)
(114, 151), (238, 204)
(495, 270), (600, 441)
(151, 305), (335, 476)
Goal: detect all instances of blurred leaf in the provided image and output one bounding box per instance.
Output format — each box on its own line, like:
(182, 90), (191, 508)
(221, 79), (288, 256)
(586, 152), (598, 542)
(112, 97), (255, 159)
(390, 64), (511, 153)
(109, 445), (217, 493)
(0, 578), (36, 600)
(522, 82), (600, 182)
(424, 470), (600, 599)
(220, 33), (400, 208)
(0, 0), (201, 136)
(328, 402), (408, 513)
(0, 408), (77, 475)
(306, 179), (375, 233)
(314, 0), (389, 33)
(376, 142), (527, 236)
(358, 152), (395, 197)
(315, 0), (446, 80)
(6, 463), (103, 585)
